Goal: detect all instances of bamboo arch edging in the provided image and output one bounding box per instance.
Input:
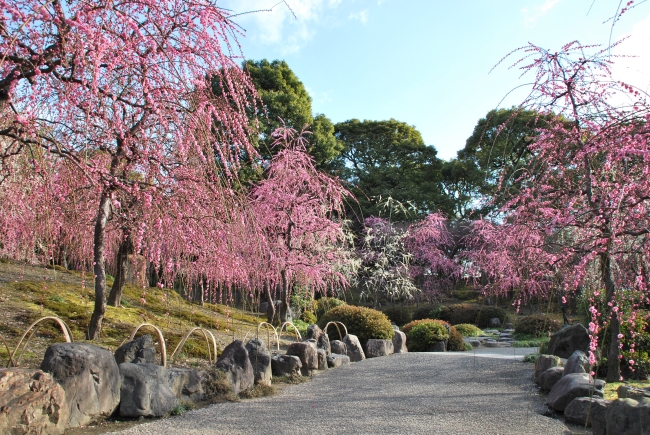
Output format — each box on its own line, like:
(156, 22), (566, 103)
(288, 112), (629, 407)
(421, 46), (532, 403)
(170, 328), (218, 365)
(323, 321), (347, 341)
(0, 332), (16, 368)
(126, 323), (167, 368)
(278, 321), (302, 343)
(242, 322), (280, 352)
(11, 316), (73, 367)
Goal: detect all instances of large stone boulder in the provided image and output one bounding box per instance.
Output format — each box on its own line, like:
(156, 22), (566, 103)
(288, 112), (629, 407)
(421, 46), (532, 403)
(330, 340), (348, 356)
(215, 340), (254, 395)
(114, 334), (156, 365)
(306, 324), (331, 356)
(245, 339), (272, 386)
(40, 342), (120, 428)
(327, 354), (350, 368)
(286, 342), (318, 376)
(488, 317), (502, 328)
(365, 339), (394, 358)
(343, 334), (365, 362)
(537, 367), (564, 392)
(546, 324), (590, 359)
(0, 368), (69, 435)
(167, 367), (205, 403)
(617, 385), (650, 401)
(534, 354), (561, 382)
(564, 397), (610, 428)
(563, 350), (589, 376)
(271, 354), (302, 377)
(605, 398), (647, 435)
(546, 373), (604, 411)
(119, 363), (178, 417)
(317, 348), (328, 371)
(590, 398), (612, 435)
(392, 330), (408, 354)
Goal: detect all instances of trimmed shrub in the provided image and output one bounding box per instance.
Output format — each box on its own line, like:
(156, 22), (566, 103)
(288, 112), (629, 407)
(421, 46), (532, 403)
(514, 315), (562, 337)
(438, 303), (507, 328)
(402, 319), (466, 352)
(382, 305), (412, 327)
(405, 322), (449, 352)
(287, 319), (309, 338)
(315, 297), (346, 320)
(454, 324), (484, 337)
(300, 311), (317, 325)
(317, 305), (394, 345)
(411, 305), (441, 321)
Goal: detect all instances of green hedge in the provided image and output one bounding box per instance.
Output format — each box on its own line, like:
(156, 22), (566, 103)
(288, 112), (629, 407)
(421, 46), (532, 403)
(454, 324), (484, 337)
(438, 304), (507, 328)
(514, 315), (562, 337)
(317, 305), (394, 345)
(315, 297), (346, 320)
(382, 305), (412, 327)
(402, 319), (466, 352)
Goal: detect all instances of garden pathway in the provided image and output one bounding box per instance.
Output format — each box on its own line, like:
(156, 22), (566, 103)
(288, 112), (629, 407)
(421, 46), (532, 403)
(111, 350), (580, 435)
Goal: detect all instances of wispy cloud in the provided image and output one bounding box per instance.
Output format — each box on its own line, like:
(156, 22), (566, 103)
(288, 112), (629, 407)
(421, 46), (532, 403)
(521, 0), (562, 26)
(222, 0), (341, 54)
(349, 10), (369, 25)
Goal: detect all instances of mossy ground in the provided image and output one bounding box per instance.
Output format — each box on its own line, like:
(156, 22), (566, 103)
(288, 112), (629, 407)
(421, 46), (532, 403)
(602, 380), (650, 401)
(0, 260), (269, 368)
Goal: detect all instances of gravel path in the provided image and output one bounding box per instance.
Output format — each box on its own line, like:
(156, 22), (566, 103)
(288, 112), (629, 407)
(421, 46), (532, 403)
(110, 351), (575, 435)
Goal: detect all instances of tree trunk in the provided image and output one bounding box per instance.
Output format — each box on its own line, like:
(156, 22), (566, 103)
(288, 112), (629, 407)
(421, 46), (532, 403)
(107, 233), (132, 307)
(600, 252), (621, 382)
(279, 271), (289, 324)
(265, 284), (276, 324)
(87, 193), (112, 340)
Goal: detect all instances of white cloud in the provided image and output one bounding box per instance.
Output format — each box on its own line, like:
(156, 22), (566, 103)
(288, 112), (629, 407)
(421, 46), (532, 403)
(611, 13), (650, 95)
(349, 10), (369, 24)
(222, 0), (341, 54)
(521, 0), (562, 26)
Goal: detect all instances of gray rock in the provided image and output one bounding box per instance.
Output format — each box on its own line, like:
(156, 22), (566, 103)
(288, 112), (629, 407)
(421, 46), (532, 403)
(590, 397), (612, 435)
(392, 323), (400, 331)
(468, 340), (481, 348)
(488, 317), (502, 328)
(0, 368), (68, 434)
(534, 354), (561, 382)
(503, 322), (515, 330)
(343, 334), (366, 362)
(306, 324), (332, 356)
(114, 334), (156, 365)
(215, 340), (254, 394)
(563, 350), (589, 376)
(271, 354), (302, 377)
(119, 363), (179, 417)
(428, 341), (447, 352)
(327, 354), (350, 368)
(40, 342), (120, 428)
(286, 342), (318, 375)
(392, 331), (408, 354)
(538, 367), (564, 392)
(547, 323), (590, 359)
(331, 340), (348, 356)
(365, 339), (394, 358)
(317, 348), (328, 370)
(564, 397), (610, 427)
(617, 385), (650, 401)
(606, 398), (642, 435)
(245, 338), (272, 386)
(546, 373), (604, 411)
(167, 367), (205, 403)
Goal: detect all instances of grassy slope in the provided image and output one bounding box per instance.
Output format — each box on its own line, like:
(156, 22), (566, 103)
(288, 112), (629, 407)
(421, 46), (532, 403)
(0, 260), (266, 368)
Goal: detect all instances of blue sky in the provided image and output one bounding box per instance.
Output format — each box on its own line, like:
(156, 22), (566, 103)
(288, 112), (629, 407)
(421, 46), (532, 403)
(222, 1), (650, 160)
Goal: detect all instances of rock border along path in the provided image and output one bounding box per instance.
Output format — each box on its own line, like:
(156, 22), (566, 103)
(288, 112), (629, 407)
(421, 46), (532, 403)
(111, 352), (573, 435)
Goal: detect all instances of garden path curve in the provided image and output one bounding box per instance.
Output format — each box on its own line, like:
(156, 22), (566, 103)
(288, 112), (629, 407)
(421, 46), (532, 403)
(111, 351), (575, 435)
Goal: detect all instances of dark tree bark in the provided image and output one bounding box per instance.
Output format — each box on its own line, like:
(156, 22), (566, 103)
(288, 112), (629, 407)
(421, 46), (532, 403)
(87, 193), (112, 340)
(601, 252), (621, 382)
(107, 233), (133, 307)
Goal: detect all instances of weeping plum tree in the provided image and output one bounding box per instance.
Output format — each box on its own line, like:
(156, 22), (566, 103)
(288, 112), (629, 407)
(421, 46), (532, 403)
(250, 127), (354, 324)
(0, 0), (260, 339)
(473, 40), (650, 381)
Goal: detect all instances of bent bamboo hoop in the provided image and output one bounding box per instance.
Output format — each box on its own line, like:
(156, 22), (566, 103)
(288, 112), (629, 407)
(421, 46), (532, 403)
(278, 321), (302, 343)
(323, 321), (347, 341)
(127, 323), (167, 368)
(170, 327), (218, 365)
(0, 333), (16, 368)
(242, 322), (280, 352)
(12, 316), (73, 367)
